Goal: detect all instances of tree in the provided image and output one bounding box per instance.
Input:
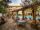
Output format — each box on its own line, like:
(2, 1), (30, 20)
(20, 0), (40, 30)
(0, 0), (6, 13)
(0, 0), (10, 13)
(21, 0), (40, 19)
(21, 0), (37, 7)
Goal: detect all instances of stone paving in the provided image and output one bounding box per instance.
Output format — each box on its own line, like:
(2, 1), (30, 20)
(0, 17), (40, 30)
(0, 17), (16, 30)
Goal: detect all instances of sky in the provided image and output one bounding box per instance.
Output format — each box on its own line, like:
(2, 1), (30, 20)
(9, 0), (21, 4)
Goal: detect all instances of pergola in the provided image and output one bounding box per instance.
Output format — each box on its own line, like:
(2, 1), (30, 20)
(10, 0), (40, 29)
(12, 1), (40, 20)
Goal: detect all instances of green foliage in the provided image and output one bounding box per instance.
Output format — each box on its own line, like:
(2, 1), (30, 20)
(37, 6), (40, 12)
(0, 0), (7, 13)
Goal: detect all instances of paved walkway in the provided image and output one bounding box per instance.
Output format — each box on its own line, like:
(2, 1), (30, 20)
(0, 17), (40, 30)
(0, 17), (16, 30)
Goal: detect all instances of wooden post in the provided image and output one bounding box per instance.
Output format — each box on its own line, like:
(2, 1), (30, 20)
(22, 9), (24, 20)
(17, 11), (18, 18)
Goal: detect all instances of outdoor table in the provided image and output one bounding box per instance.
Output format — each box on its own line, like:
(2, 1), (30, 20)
(16, 20), (27, 25)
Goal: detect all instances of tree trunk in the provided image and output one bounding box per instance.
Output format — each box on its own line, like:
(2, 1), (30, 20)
(32, 5), (38, 30)
(32, 5), (37, 23)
